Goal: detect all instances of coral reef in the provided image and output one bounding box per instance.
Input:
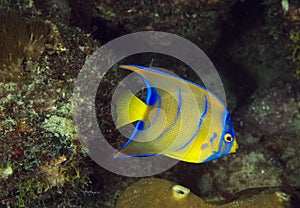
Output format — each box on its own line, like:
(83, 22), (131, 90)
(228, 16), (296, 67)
(74, 0), (239, 51)
(196, 150), (283, 199)
(284, 0), (300, 78)
(115, 178), (217, 208)
(234, 75), (299, 136)
(116, 178), (291, 208)
(0, 0), (300, 207)
(289, 30), (300, 79)
(264, 131), (300, 188)
(34, 0), (72, 25)
(0, 8), (99, 208)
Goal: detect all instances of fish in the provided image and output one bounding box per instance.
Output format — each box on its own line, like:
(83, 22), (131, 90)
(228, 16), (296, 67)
(113, 64), (238, 163)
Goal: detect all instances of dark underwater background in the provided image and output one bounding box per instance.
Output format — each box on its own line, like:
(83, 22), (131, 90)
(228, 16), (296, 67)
(0, 0), (299, 207)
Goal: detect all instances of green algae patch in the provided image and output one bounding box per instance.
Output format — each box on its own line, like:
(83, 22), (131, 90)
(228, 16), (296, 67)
(42, 115), (76, 140)
(0, 164), (13, 179)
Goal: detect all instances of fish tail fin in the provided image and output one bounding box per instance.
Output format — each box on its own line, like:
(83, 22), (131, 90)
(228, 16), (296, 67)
(116, 90), (148, 128)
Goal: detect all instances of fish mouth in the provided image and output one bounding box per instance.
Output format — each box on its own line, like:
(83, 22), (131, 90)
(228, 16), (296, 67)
(231, 141), (239, 153)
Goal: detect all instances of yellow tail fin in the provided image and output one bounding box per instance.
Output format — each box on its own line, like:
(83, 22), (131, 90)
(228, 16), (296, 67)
(116, 90), (149, 128)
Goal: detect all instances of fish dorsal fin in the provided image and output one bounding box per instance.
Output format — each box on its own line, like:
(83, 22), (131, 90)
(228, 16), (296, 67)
(116, 90), (149, 129)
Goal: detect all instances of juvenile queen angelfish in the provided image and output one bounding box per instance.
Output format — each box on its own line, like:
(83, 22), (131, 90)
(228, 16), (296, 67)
(114, 64), (238, 163)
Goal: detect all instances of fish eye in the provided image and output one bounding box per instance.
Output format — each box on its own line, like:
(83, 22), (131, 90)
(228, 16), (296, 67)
(224, 133), (233, 143)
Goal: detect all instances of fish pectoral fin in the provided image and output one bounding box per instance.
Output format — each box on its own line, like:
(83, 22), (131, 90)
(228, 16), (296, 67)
(116, 90), (149, 129)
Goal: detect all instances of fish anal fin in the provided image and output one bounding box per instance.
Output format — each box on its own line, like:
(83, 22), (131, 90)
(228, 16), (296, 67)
(113, 151), (158, 159)
(113, 141), (160, 159)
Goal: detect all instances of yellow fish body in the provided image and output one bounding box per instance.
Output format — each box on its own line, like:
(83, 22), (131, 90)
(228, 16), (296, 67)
(114, 65), (238, 163)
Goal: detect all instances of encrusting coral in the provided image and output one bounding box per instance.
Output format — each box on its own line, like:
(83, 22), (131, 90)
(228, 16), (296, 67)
(116, 178), (215, 208)
(116, 178), (291, 208)
(40, 155), (67, 189)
